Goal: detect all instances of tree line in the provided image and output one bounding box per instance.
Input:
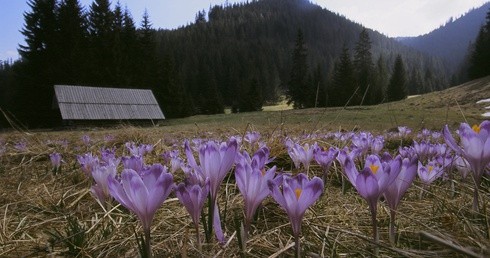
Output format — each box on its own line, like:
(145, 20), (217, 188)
(468, 9), (490, 80)
(286, 28), (409, 108)
(1, 0), (192, 128)
(2, 0), (484, 128)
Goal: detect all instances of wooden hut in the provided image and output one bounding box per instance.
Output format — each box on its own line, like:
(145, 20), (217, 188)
(53, 85), (165, 124)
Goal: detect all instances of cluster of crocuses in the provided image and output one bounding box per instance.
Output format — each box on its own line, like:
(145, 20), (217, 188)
(77, 135), (323, 257)
(73, 121), (490, 256)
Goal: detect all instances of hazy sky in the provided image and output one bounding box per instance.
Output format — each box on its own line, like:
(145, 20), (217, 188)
(0, 0), (488, 61)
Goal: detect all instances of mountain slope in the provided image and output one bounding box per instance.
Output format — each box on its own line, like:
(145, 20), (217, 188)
(397, 2), (490, 72)
(402, 75), (490, 109)
(156, 0), (451, 108)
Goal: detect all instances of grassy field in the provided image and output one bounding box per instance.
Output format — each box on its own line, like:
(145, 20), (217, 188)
(0, 78), (489, 257)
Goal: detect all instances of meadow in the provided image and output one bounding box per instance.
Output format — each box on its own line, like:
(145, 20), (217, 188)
(0, 78), (489, 257)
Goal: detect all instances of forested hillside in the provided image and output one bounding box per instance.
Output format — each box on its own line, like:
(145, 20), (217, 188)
(0, 0), (460, 128)
(156, 0), (451, 110)
(397, 2), (490, 75)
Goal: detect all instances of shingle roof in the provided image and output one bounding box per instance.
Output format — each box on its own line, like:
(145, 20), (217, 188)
(54, 85), (165, 120)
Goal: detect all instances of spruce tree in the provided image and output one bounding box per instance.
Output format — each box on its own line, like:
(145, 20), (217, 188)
(111, 1), (124, 86)
(468, 10), (490, 80)
(386, 55), (407, 102)
(373, 55), (388, 103)
(239, 78), (263, 112)
(88, 0), (114, 84)
(287, 29), (309, 108)
(56, 0), (89, 84)
(353, 29), (375, 105)
(330, 45), (355, 107)
(121, 7), (138, 86)
(137, 9), (158, 89)
(17, 0), (59, 127)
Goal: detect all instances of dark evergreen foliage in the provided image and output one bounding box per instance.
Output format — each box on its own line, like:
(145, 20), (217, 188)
(468, 8), (490, 80)
(287, 29), (310, 108)
(0, 0), (460, 128)
(329, 45), (355, 107)
(386, 55), (407, 102)
(353, 29), (375, 105)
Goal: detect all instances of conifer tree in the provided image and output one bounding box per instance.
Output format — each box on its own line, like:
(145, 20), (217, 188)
(372, 55), (388, 104)
(111, 1), (124, 85)
(468, 9), (490, 80)
(330, 45), (355, 107)
(159, 54), (192, 118)
(88, 0), (114, 84)
(137, 9), (158, 89)
(386, 55), (407, 102)
(17, 0), (59, 127)
(56, 0), (88, 84)
(239, 78), (263, 112)
(197, 61), (223, 114)
(121, 6), (138, 86)
(287, 29), (309, 108)
(353, 29), (375, 105)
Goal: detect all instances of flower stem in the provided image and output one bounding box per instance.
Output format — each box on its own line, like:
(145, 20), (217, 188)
(145, 228), (152, 258)
(473, 176), (480, 212)
(207, 195), (215, 243)
(294, 233), (301, 258)
(389, 208), (396, 245)
(195, 223), (202, 253)
(369, 203), (379, 256)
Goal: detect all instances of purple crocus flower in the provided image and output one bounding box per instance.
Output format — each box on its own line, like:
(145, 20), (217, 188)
(371, 136), (384, 154)
(49, 152), (62, 172)
(175, 177), (210, 251)
(314, 146), (338, 182)
(340, 153), (400, 254)
(269, 173), (323, 258)
(454, 155), (471, 179)
(184, 137), (238, 243)
(235, 148), (277, 236)
(175, 177), (210, 227)
(100, 148), (119, 166)
(108, 164), (173, 257)
(397, 126), (412, 138)
(122, 155), (145, 173)
(244, 131), (261, 145)
(351, 132), (372, 155)
(384, 155), (417, 243)
(287, 141), (317, 173)
(417, 160), (444, 185)
(91, 163), (117, 207)
(126, 142), (154, 156)
(81, 135), (91, 146)
(14, 141), (27, 152)
(77, 153), (99, 177)
(444, 121), (490, 211)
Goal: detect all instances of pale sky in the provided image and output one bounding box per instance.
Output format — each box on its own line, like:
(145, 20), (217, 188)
(0, 0), (488, 61)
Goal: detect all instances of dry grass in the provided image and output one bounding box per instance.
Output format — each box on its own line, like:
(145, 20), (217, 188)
(1, 78), (490, 257)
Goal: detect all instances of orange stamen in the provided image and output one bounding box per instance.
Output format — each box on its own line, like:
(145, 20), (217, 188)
(369, 164), (379, 174)
(472, 125), (481, 134)
(428, 166), (433, 173)
(295, 188), (302, 200)
(261, 168), (266, 176)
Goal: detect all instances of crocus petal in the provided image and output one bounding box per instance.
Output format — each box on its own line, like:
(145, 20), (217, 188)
(146, 172), (173, 215)
(355, 168), (380, 203)
(184, 140), (198, 169)
(342, 154), (358, 187)
(443, 125), (463, 154)
(122, 170), (149, 225)
(213, 201), (226, 244)
(297, 177), (324, 215)
(108, 175), (137, 213)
